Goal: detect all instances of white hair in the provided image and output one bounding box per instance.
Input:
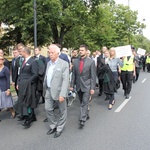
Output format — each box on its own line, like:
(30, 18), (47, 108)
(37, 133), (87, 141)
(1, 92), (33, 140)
(49, 44), (60, 54)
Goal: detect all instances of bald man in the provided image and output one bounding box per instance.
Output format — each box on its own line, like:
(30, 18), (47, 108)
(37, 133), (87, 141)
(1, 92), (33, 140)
(43, 44), (69, 138)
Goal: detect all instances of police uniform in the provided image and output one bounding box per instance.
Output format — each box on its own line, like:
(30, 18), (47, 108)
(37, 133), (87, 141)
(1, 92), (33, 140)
(146, 55), (150, 72)
(120, 56), (135, 99)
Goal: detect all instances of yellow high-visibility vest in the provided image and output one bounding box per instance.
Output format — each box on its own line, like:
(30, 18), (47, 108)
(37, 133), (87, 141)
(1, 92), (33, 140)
(121, 56), (134, 71)
(146, 56), (150, 64)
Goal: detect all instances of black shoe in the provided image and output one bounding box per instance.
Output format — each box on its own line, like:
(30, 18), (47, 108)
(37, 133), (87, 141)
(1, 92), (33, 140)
(105, 96), (109, 101)
(124, 91), (127, 96)
(30, 116), (37, 122)
(39, 99), (45, 104)
(98, 92), (102, 96)
(86, 114), (90, 120)
(47, 128), (56, 135)
(126, 94), (129, 99)
(79, 121), (85, 129)
(54, 131), (61, 138)
(38, 101), (44, 104)
(22, 120), (31, 128)
(18, 116), (26, 121)
(43, 118), (48, 122)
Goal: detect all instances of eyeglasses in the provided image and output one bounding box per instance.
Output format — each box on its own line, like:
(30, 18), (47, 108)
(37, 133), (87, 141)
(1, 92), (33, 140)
(0, 59), (4, 60)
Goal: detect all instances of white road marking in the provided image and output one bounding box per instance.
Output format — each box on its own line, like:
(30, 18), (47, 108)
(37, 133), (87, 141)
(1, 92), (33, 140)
(115, 97), (131, 112)
(142, 78), (147, 83)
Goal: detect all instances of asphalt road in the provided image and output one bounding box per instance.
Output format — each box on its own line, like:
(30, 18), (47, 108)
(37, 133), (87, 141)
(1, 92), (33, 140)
(0, 71), (150, 150)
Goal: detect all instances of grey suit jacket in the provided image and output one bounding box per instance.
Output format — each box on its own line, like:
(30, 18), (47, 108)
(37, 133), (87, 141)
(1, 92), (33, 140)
(43, 58), (69, 100)
(71, 57), (96, 92)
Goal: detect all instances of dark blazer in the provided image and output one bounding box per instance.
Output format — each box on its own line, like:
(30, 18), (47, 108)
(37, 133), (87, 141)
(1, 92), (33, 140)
(33, 55), (46, 91)
(12, 58), (15, 74)
(97, 55), (106, 79)
(0, 66), (10, 91)
(4, 58), (10, 70)
(11, 57), (19, 82)
(12, 56), (24, 83)
(18, 57), (38, 84)
(59, 53), (70, 64)
(33, 55), (47, 65)
(103, 65), (117, 94)
(33, 55), (46, 75)
(71, 57), (96, 92)
(17, 57), (38, 108)
(18, 79), (36, 108)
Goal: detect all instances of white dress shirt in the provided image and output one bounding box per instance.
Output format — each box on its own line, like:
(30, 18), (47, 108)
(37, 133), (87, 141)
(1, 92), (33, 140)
(47, 59), (58, 88)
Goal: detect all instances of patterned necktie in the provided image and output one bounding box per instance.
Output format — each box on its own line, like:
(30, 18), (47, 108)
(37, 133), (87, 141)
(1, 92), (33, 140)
(79, 59), (84, 73)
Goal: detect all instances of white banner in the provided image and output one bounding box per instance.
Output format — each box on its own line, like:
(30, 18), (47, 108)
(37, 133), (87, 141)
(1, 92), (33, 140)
(115, 45), (132, 58)
(137, 48), (146, 55)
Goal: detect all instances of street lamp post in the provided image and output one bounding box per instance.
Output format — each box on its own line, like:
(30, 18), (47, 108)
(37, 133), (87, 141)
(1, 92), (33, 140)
(34, 0), (37, 48)
(128, 0), (130, 6)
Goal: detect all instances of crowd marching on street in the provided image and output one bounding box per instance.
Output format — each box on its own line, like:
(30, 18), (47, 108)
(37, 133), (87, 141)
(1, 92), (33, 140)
(0, 43), (149, 138)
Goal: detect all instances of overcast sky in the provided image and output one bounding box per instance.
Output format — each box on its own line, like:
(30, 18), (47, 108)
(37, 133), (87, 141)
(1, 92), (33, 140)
(115, 0), (150, 40)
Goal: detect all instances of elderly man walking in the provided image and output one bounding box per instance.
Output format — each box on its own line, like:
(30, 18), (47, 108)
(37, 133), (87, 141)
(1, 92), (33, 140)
(43, 44), (69, 138)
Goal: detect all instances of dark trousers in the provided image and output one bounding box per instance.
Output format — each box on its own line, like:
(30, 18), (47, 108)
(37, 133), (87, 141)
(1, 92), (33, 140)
(121, 71), (133, 94)
(108, 71), (118, 104)
(15, 82), (19, 96)
(78, 90), (90, 122)
(108, 94), (114, 104)
(147, 63), (150, 72)
(143, 63), (146, 71)
(98, 79), (103, 94)
(135, 67), (140, 81)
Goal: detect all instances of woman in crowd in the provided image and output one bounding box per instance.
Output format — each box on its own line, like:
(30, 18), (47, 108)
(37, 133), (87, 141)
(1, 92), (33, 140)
(106, 48), (124, 109)
(0, 55), (16, 121)
(98, 49), (123, 110)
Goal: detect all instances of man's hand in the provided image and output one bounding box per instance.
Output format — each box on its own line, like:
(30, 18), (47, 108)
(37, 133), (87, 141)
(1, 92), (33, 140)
(69, 87), (74, 91)
(59, 96), (65, 103)
(12, 82), (15, 87)
(6, 89), (10, 96)
(16, 85), (19, 90)
(90, 90), (95, 95)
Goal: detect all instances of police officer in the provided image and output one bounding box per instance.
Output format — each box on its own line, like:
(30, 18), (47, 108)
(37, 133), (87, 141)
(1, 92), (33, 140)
(120, 54), (135, 99)
(146, 53), (150, 72)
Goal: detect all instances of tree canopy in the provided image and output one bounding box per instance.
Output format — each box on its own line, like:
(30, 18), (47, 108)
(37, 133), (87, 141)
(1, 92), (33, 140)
(0, 0), (150, 52)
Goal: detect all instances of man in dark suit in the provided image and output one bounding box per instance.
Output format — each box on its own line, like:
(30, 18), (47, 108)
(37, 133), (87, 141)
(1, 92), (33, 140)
(33, 47), (46, 104)
(0, 49), (10, 70)
(97, 46), (108, 97)
(12, 43), (25, 96)
(17, 46), (38, 128)
(70, 44), (96, 129)
(11, 46), (19, 94)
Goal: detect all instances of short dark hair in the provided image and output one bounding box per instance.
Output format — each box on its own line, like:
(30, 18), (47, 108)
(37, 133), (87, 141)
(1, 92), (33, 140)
(79, 44), (88, 50)
(35, 47), (41, 51)
(13, 46), (18, 51)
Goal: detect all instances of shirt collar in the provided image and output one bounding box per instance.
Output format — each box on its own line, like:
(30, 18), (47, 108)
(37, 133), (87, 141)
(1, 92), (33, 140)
(36, 54), (40, 58)
(50, 58), (59, 65)
(25, 56), (31, 62)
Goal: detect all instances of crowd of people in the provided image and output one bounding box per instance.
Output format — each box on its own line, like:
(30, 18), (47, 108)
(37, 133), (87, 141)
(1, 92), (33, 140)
(0, 43), (148, 138)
